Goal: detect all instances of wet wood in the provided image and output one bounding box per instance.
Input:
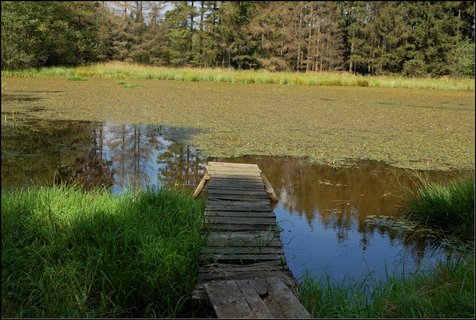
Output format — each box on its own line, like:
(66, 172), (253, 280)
(194, 162), (309, 318)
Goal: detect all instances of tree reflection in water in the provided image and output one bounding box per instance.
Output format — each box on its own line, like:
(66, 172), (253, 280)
(2, 119), (467, 283)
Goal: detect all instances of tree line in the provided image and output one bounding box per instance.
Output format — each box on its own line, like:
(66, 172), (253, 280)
(1, 1), (474, 76)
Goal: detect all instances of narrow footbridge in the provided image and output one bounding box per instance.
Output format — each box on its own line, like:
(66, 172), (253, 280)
(192, 161), (311, 318)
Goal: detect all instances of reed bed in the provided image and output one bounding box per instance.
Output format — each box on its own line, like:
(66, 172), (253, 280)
(404, 175), (474, 241)
(2, 61), (473, 91)
(1, 185), (205, 318)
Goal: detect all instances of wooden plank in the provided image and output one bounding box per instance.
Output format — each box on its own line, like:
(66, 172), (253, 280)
(207, 189), (270, 196)
(205, 210), (276, 218)
(208, 231), (279, 242)
(256, 277), (311, 319)
(192, 172), (210, 199)
(207, 236), (282, 247)
(198, 270), (293, 283)
(208, 162), (260, 168)
(204, 280), (254, 318)
(205, 216), (276, 225)
(208, 176), (263, 182)
(207, 186), (265, 192)
(207, 181), (264, 188)
(201, 253), (284, 262)
(203, 224), (280, 231)
(205, 204), (272, 212)
(261, 173), (279, 202)
(236, 280), (274, 318)
(207, 200), (271, 207)
(208, 194), (269, 201)
(204, 246), (283, 254)
(199, 260), (288, 272)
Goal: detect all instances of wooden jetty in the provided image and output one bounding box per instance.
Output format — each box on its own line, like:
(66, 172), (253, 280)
(192, 161), (311, 319)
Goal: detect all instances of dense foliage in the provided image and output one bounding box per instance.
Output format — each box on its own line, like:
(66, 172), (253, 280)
(1, 1), (474, 76)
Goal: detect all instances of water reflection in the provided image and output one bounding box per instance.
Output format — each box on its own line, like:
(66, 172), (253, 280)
(2, 119), (468, 285)
(214, 156), (466, 283)
(1, 119), (205, 192)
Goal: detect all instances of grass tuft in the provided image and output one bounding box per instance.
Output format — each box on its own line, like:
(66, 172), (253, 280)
(1, 185), (205, 318)
(300, 251), (474, 318)
(404, 175), (474, 240)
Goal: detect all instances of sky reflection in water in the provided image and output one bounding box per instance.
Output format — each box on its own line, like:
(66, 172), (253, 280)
(1, 119), (464, 284)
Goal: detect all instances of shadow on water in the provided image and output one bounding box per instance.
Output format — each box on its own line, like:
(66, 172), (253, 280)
(1, 117), (469, 285)
(1, 118), (206, 193)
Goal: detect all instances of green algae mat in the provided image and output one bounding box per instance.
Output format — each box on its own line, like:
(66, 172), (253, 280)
(2, 78), (474, 171)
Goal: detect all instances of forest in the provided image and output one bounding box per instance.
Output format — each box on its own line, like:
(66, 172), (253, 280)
(1, 1), (474, 77)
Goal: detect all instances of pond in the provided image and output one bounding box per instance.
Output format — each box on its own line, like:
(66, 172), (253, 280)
(1, 118), (466, 285)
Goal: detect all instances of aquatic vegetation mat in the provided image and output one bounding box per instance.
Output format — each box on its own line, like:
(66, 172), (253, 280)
(2, 78), (474, 171)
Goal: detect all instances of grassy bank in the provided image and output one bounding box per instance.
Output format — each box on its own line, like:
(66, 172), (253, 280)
(2, 61), (473, 91)
(299, 176), (475, 318)
(404, 175), (474, 241)
(300, 251), (474, 318)
(1, 185), (205, 318)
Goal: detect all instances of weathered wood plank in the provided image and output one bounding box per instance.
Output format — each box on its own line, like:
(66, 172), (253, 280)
(206, 238), (282, 247)
(236, 280), (274, 318)
(207, 199), (271, 207)
(201, 253), (284, 262)
(255, 277), (311, 319)
(208, 176), (263, 183)
(261, 173), (279, 202)
(204, 280), (254, 318)
(208, 194), (270, 201)
(199, 260), (289, 272)
(207, 230), (279, 241)
(207, 181), (264, 189)
(204, 224), (280, 231)
(192, 172), (210, 199)
(208, 162), (260, 169)
(207, 189), (270, 196)
(204, 246), (283, 254)
(205, 216), (276, 225)
(205, 210), (275, 217)
(205, 204), (272, 212)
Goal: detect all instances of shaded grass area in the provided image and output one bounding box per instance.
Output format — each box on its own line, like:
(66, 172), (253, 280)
(1, 185), (205, 318)
(404, 175), (474, 241)
(299, 251), (474, 318)
(2, 61), (474, 91)
(2, 78), (474, 171)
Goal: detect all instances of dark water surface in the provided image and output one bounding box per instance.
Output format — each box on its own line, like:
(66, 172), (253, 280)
(1, 119), (466, 284)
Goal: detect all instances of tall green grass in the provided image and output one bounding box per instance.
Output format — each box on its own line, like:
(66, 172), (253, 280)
(300, 251), (474, 318)
(404, 175), (474, 241)
(1, 185), (205, 318)
(2, 61), (473, 91)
